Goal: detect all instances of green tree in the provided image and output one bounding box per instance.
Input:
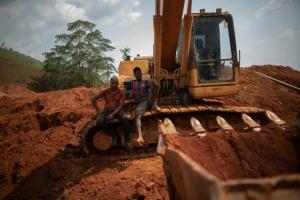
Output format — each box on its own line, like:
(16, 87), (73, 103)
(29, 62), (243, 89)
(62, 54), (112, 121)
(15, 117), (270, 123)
(120, 47), (131, 60)
(32, 20), (116, 91)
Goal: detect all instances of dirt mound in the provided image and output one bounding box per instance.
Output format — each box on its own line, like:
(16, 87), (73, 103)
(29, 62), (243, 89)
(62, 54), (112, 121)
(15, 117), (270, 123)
(165, 124), (299, 181)
(0, 85), (100, 199)
(0, 84), (168, 200)
(0, 65), (299, 199)
(250, 65), (300, 87)
(219, 66), (300, 124)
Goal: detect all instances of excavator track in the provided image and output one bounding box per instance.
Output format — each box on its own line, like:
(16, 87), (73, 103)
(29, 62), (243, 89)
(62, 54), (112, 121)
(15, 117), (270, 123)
(81, 103), (287, 159)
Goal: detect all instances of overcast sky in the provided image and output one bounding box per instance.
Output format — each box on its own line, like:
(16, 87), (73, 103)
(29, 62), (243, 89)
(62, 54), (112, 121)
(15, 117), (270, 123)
(0, 0), (300, 70)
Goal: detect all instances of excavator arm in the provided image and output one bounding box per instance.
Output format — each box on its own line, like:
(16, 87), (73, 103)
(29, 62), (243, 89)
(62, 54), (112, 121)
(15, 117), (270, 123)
(153, 0), (186, 79)
(153, 0), (193, 89)
(160, 0), (185, 69)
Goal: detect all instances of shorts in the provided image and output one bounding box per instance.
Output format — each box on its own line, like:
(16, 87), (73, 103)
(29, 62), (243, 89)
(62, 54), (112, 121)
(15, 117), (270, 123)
(135, 100), (151, 117)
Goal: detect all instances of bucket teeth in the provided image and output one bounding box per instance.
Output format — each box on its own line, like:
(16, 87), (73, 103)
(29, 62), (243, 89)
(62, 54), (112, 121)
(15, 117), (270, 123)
(216, 116), (234, 131)
(190, 117), (206, 137)
(158, 118), (179, 135)
(242, 113), (261, 132)
(156, 135), (166, 155)
(265, 110), (287, 129)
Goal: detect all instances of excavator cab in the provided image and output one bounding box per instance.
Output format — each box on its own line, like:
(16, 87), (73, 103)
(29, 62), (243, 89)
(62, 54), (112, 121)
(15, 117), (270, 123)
(190, 15), (235, 82)
(177, 11), (239, 99)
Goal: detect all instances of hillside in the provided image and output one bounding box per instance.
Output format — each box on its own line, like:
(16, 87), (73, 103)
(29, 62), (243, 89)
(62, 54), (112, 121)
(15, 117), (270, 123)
(0, 48), (42, 85)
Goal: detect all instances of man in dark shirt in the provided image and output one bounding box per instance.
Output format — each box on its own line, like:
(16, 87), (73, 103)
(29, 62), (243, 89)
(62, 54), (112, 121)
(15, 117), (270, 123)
(91, 76), (132, 150)
(127, 67), (160, 145)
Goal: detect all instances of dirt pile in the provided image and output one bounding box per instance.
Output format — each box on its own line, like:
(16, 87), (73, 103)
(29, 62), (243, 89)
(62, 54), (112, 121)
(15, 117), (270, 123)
(165, 124), (299, 181)
(250, 65), (300, 87)
(219, 65), (300, 124)
(0, 85), (98, 199)
(0, 84), (168, 200)
(0, 65), (299, 199)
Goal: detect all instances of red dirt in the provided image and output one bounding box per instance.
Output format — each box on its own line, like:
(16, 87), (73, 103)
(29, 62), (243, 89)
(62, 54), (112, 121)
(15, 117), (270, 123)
(0, 65), (300, 199)
(165, 124), (299, 181)
(219, 65), (300, 124)
(0, 85), (168, 200)
(250, 65), (300, 88)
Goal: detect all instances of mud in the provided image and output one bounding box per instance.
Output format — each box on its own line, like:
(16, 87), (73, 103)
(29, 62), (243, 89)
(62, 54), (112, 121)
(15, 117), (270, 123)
(0, 65), (300, 199)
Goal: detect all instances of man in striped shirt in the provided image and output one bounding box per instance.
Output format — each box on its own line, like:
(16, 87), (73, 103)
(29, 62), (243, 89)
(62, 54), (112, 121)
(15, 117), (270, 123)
(127, 67), (160, 145)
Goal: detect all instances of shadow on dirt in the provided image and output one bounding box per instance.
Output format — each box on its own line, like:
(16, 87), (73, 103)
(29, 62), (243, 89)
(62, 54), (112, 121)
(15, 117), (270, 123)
(4, 145), (129, 200)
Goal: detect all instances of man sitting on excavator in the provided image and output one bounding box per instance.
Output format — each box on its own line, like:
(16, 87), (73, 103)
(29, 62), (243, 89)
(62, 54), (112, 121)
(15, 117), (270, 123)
(127, 67), (160, 145)
(91, 76), (133, 151)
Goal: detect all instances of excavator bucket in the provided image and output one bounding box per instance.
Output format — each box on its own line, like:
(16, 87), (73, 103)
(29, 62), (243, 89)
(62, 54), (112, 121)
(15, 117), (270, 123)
(157, 116), (299, 200)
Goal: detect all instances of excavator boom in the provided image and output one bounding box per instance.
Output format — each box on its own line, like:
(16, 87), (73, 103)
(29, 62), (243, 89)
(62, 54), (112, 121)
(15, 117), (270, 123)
(156, 0), (185, 69)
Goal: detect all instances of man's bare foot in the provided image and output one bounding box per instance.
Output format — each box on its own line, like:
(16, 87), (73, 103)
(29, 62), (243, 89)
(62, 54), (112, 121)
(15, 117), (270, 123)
(135, 136), (144, 145)
(152, 103), (161, 112)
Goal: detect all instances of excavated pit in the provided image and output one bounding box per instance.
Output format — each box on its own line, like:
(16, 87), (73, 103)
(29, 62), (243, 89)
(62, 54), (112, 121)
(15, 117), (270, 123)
(164, 124), (300, 181)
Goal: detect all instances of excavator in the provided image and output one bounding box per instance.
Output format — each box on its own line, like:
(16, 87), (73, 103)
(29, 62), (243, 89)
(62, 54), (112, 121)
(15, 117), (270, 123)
(81, 0), (287, 155)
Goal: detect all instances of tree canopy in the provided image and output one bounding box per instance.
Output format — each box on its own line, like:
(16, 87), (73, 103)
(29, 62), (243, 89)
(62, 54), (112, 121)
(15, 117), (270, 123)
(32, 20), (116, 91)
(120, 47), (131, 61)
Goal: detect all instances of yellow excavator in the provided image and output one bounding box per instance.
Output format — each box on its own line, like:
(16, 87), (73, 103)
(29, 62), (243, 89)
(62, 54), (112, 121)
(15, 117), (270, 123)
(119, 0), (239, 100)
(82, 0), (286, 154)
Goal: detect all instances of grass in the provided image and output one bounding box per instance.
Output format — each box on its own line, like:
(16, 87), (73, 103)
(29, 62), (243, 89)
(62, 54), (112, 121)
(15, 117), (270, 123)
(0, 48), (43, 69)
(0, 48), (43, 85)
